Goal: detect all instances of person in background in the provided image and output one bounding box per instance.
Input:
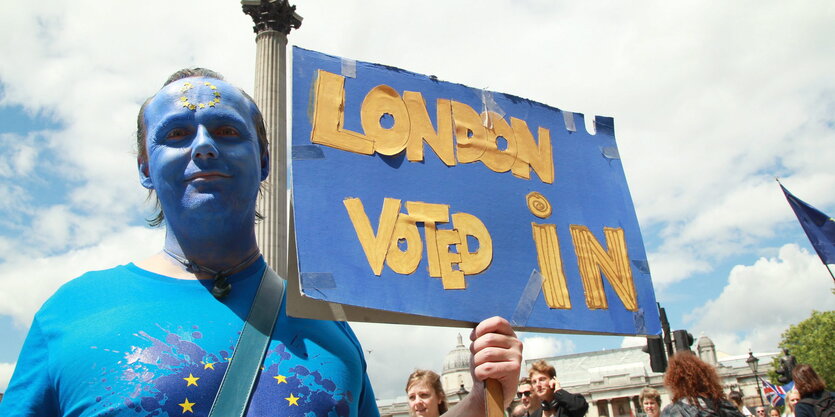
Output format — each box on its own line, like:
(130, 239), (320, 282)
(529, 360), (588, 417)
(729, 391), (752, 416)
(756, 406), (767, 417)
(517, 377), (542, 416)
(660, 353), (744, 417)
(769, 407), (781, 417)
(793, 364), (834, 417)
(406, 369), (448, 417)
(640, 387), (662, 417)
(783, 389), (800, 417)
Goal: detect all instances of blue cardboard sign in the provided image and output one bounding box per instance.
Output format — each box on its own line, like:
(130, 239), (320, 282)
(290, 47), (660, 335)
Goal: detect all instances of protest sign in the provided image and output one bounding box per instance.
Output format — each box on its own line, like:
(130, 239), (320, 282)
(289, 47), (659, 335)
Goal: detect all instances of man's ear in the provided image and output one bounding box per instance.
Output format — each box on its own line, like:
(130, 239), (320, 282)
(138, 158), (154, 189)
(260, 149), (270, 181)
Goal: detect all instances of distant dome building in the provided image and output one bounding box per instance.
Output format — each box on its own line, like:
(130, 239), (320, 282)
(441, 334), (473, 394)
(697, 335), (718, 366)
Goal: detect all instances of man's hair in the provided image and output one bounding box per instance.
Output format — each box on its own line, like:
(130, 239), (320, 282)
(640, 387), (662, 407)
(663, 352), (725, 405)
(405, 369), (448, 415)
(528, 360), (556, 379)
(728, 391), (744, 407)
(518, 377), (532, 387)
(792, 364), (826, 395)
(136, 68), (269, 227)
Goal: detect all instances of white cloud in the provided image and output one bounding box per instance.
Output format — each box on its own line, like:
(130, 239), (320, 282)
(520, 335), (576, 363)
(0, 362), (14, 392)
(351, 322), (469, 400)
(0, 133), (42, 177)
(0, 226), (163, 327)
(686, 244), (835, 354)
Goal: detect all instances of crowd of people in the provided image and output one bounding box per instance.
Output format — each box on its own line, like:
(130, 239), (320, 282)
(406, 353), (831, 417)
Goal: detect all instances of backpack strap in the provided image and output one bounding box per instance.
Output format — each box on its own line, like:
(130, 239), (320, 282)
(208, 266), (285, 417)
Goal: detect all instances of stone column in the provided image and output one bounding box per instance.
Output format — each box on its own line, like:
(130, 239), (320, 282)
(242, 0), (301, 276)
(607, 399), (615, 417)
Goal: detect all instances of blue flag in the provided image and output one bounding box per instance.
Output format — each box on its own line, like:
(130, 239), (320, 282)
(780, 184), (835, 266)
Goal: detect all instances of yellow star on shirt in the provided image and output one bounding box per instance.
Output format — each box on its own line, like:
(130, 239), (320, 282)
(203, 362), (215, 370)
(273, 374), (287, 384)
(183, 373), (199, 387)
(285, 393), (300, 406)
(179, 398), (196, 413)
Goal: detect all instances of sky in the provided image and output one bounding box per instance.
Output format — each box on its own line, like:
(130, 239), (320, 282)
(1, 0), (834, 401)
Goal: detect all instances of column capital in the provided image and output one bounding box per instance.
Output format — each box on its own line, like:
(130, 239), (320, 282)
(242, 0), (302, 35)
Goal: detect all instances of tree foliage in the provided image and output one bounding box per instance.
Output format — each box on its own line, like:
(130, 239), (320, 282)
(769, 310), (834, 390)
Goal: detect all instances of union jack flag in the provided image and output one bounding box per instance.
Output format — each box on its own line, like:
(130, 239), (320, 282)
(761, 378), (794, 407)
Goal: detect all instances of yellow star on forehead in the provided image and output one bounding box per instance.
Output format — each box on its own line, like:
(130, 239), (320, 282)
(183, 373), (199, 387)
(177, 81), (221, 111)
(285, 393), (300, 406)
(179, 398), (196, 413)
(273, 374), (287, 384)
(203, 361), (215, 370)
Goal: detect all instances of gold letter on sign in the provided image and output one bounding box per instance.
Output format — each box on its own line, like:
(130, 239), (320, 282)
(511, 117), (553, 184)
(360, 85), (410, 156)
(311, 70), (374, 155)
(436, 229), (466, 290)
(405, 201), (450, 278)
(452, 100), (488, 164)
(452, 212), (493, 275)
(344, 197), (401, 275)
(404, 93), (456, 166)
(531, 223), (571, 309)
(569, 225), (638, 311)
(385, 214), (422, 275)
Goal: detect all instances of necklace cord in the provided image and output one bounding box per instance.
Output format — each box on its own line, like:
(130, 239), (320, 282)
(163, 249), (261, 299)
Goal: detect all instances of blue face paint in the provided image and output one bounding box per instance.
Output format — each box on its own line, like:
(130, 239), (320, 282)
(139, 77), (268, 265)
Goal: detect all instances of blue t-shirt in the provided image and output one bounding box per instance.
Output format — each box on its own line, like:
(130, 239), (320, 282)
(0, 259), (380, 417)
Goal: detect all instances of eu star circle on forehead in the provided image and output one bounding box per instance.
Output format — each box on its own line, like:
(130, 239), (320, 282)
(176, 80), (223, 110)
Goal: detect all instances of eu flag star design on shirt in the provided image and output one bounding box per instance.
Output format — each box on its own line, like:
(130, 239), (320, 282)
(88, 323), (356, 416)
(179, 398), (196, 413)
(184, 373), (200, 387)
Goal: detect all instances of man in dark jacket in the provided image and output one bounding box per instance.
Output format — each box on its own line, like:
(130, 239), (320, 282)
(528, 360), (588, 417)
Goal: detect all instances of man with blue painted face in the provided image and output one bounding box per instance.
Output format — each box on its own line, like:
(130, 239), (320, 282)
(0, 68), (522, 417)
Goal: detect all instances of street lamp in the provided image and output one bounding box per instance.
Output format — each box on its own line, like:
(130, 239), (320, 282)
(746, 349), (764, 406)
